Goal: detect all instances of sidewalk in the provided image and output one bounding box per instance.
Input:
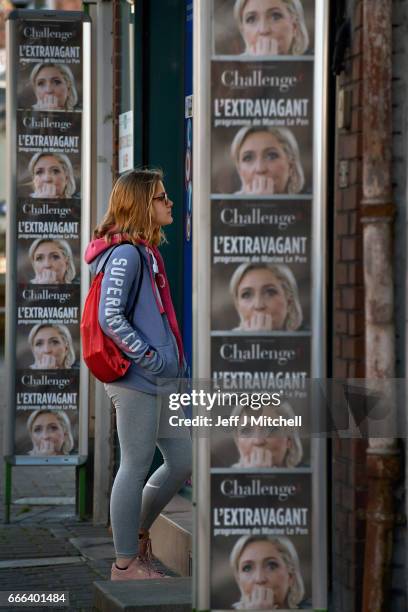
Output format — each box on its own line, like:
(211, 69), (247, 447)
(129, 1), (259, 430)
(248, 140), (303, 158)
(0, 363), (170, 612)
(0, 357), (175, 611)
(0, 361), (111, 611)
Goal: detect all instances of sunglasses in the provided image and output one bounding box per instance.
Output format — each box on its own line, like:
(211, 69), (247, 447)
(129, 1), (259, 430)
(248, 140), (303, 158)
(152, 192), (171, 205)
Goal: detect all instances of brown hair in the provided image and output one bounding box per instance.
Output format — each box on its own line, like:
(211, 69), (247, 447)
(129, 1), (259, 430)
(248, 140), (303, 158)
(94, 168), (166, 246)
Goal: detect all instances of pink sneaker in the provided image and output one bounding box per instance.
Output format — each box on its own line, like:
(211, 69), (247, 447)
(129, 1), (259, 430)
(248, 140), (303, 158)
(111, 556), (166, 581)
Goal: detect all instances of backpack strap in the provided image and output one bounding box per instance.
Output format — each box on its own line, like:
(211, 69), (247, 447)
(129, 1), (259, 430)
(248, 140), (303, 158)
(95, 245), (118, 275)
(97, 243), (143, 317)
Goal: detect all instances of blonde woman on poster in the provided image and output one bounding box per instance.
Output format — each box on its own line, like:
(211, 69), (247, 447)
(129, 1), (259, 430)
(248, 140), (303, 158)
(28, 152), (77, 199)
(27, 409), (74, 456)
(231, 126), (305, 195)
(28, 323), (76, 370)
(234, 0), (309, 56)
(231, 402), (303, 468)
(229, 262), (303, 332)
(230, 535), (306, 609)
(30, 62), (78, 111)
(29, 238), (76, 284)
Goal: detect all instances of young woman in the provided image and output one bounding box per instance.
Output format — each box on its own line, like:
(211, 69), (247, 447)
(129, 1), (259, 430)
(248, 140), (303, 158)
(84, 168), (191, 581)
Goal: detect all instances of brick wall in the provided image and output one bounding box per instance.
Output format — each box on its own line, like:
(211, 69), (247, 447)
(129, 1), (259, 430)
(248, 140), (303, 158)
(331, 2), (368, 611)
(331, 1), (407, 611)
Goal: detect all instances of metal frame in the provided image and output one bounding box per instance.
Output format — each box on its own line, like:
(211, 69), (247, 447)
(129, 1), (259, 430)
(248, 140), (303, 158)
(80, 18), (92, 459)
(312, 1), (329, 609)
(192, 0), (211, 608)
(4, 10), (91, 521)
(4, 15), (17, 463)
(192, 0), (329, 608)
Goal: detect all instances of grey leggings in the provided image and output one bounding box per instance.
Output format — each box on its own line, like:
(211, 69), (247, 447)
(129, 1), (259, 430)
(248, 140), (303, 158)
(105, 384), (192, 558)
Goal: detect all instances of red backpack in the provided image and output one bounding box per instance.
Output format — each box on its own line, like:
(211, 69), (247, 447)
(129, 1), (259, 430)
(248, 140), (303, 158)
(81, 245), (142, 382)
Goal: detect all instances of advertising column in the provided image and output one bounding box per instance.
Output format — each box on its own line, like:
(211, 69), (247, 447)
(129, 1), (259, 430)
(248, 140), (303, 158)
(200, 0), (326, 609)
(5, 11), (91, 464)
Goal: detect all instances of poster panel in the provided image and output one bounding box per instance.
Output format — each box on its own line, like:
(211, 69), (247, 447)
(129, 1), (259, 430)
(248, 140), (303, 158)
(212, 0), (316, 57)
(210, 472), (312, 610)
(16, 110), (82, 198)
(211, 335), (310, 469)
(193, 0), (328, 608)
(211, 199), (311, 331)
(211, 60), (313, 195)
(14, 403), (79, 457)
(16, 20), (83, 111)
(7, 12), (89, 460)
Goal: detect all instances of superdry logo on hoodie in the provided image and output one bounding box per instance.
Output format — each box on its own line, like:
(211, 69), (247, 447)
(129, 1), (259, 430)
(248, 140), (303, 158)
(103, 257), (143, 353)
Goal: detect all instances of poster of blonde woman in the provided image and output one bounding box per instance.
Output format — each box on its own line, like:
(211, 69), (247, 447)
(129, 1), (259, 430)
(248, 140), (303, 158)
(16, 109), (82, 199)
(14, 408), (78, 456)
(210, 472), (312, 609)
(211, 200), (310, 331)
(213, 0), (315, 57)
(210, 400), (310, 468)
(8, 10), (89, 462)
(16, 19), (83, 110)
(211, 60), (313, 195)
(17, 237), (80, 285)
(16, 322), (80, 372)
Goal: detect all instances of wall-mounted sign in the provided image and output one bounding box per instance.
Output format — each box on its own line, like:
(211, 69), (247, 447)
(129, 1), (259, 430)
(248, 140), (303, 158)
(118, 110), (133, 174)
(193, 0), (328, 609)
(5, 10), (91, 463)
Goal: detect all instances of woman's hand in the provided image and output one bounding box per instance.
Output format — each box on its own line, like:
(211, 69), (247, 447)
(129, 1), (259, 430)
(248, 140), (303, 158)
(242, 175), (275, 195)
(241, 585), (277, 609)
(32, 183), (58, 198)
(248, 37), (279, 56)
(241, 447), (274, 468)
(31, 354), (58, 369)
(241, 312), (274, 331)
(32, 269), (58, 284)
(31, 439), (58, 456)
(34, 95), (61, 111)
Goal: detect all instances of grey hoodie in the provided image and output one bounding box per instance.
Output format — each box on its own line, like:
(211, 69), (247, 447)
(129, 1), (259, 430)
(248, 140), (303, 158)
(87, 242), (180, 394)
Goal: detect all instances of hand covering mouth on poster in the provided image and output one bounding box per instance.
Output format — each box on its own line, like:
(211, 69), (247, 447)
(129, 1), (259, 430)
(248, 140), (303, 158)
(16, 322), (80, 370)
(17, 150), (81, 200)
(212, 0), (315, 58)
(14, 408), (78, 457)
(211, 58), (313, 195)
(211, 200), (311, 332)
(210, 400), (310, 469)
(212, 124), (312, 196)
(210, 473), (312, 609)
(17, 21), (82, 110)
(17, 237), (80, 285)
(16, 110), (82, 198)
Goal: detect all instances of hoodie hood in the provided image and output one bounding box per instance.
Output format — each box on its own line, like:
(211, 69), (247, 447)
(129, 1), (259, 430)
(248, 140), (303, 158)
(84, 234), (126, 264)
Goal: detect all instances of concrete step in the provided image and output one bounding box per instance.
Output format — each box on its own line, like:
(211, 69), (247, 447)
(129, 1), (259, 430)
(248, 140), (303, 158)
(93, 577), (191, 612)
(150, 494), (192, 577)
